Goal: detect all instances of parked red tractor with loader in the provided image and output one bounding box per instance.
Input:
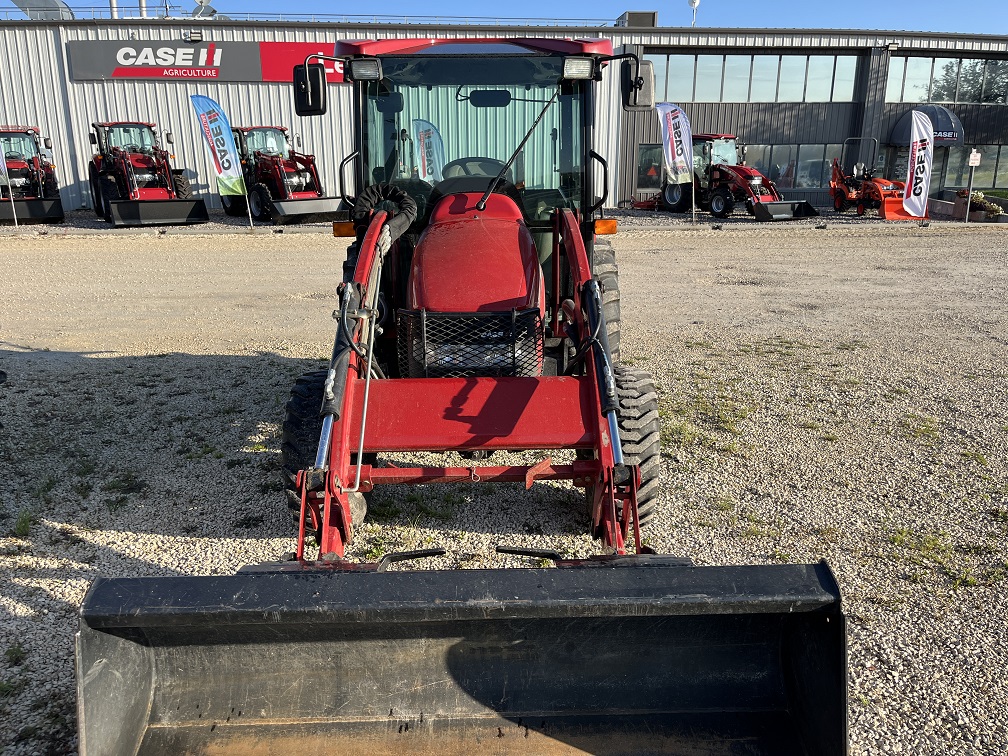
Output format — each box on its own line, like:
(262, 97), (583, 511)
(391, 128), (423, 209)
(829, 137), (913, 219)
(661, 133), (819, 221)
(87, 121), (209, 227)
(222, 125), (342, 223)
(0, 126), (64, 224)
(75, 39), (847, 756)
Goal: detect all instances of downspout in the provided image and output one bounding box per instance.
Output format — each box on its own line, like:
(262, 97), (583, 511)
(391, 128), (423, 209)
(139, 0), (147, 17)
(109, 0), (118, 18)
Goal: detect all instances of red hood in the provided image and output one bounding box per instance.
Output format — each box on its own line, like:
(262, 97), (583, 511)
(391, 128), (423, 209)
(409, 193), (544, 313)
(4, 159), (30, 171)
(717, 163), (764, 181)
(128, 153), (157, 170)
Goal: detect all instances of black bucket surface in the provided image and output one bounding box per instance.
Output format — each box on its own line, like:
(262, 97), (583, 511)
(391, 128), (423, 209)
(269, 196), (343, 221)
(752, 201), (820, 222)
(76, 561), (847, 756)
(108, 199), (209, 227)
(0, 198), (64, 224)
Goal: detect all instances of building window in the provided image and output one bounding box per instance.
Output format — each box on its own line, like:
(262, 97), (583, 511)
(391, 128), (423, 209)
(694, 54), (724, 102)
(805, 57), (834, 102)
(750, 55), (779, 101)
(746, 144), (773, 176)
(777, 56), (807, 102)
(645, 54), (668, 100)
(929, 57), (960, 102)
(722, 55), (751, 101)
(667, 54), (695, 103)
(971, 146), (998, 188)
(637, 144), (664, 190)
(957, 59), (985, 103)
(885, 57), (906, 102)
(769, 145), (796, 187)
(984, 60), (1008, 104)
(996, 146), (1008, 188)
(903, 57), (933, 103)
(833, 57), (858, 101)
(796, 144), (829, 188)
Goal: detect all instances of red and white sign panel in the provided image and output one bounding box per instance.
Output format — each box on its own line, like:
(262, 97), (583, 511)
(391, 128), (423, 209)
(902, 110), (933, 219)
(68, 40), (344, 82)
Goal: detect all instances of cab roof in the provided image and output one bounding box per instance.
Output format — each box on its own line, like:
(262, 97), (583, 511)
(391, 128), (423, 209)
(233, 126), (288, 133)
(0, 126), (40, 134)
(694, 133), (737, 141)
(94, 121), (157, 129)
(336, 38), (613, 57)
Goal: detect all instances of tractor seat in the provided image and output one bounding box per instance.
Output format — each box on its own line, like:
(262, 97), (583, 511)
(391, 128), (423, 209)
(852, 163), (866, 180)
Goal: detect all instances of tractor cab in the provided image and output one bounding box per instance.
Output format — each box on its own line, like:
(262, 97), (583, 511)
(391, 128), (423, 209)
(233, 126), (291, 162)
(0, 126), (63, 224)
(692, 134), (741, 189)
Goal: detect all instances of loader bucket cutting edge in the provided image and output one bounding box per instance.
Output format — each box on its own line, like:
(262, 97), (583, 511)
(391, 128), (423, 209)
(76, 560), (847, 756)
(269, 196), (345, 220)
(752, 201), (820, 222)
(0, 198), (64, 224)
(107, 199), (209, 227)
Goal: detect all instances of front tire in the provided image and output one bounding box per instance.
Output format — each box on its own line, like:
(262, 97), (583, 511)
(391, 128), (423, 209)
(593, 239), (621, 360)
(220, 193), (245, 216)
(248, 183), (274, 223)
(833, 193), (848, 213)
(99, 175), (121, 223)
(172, 173), (193, 200)
(709, 189), (734, 218)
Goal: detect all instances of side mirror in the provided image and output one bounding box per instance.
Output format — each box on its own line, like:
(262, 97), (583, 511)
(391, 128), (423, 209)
(295, 134), (303, 148)
(44, 137), (53, 149)
(294, 63), (328, 117)
(89, 133), (97, 145)
(622, 59), (655, 111)
(166, 132), (175, 145)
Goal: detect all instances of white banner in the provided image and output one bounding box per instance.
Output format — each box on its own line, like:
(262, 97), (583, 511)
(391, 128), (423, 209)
(902, 110), (933, 218)
(656, 103), (694, 185)
(413, 119), (446, 184)
(189, 94), (247, 196)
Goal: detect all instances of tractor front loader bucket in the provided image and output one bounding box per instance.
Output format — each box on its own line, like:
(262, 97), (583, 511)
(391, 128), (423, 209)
(269, 196), (344, 223)
(0, 198), (64, 224)
(77, 558), (847, 756)
(879, 197), (925, 221)
(107, 199), (209, 228)
(752, 200), (820, 222)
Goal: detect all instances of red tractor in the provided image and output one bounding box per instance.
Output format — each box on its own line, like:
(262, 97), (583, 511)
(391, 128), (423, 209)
(76, 39), (847, 755)
(829, 137), (911, 219)
(0, 126), (64, 224)
(87, 121), (209, 227)
(224, 125), (341, 223)
(661, 133), (819, 221)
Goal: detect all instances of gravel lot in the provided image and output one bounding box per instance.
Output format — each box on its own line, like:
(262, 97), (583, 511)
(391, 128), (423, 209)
(1, 221), (1006, 754)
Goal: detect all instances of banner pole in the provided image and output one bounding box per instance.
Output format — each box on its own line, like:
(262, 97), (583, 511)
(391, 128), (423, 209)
(964, 165), (975, 224)
(692, 182), (697, 225)
(8, 191), (17, 229)
(245, 190), (254, 232)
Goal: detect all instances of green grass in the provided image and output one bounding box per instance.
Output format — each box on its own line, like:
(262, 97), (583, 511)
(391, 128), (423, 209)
(985, 189), (1008, 200)
(102, 471), (147, 495)
(13, 510), (33, 537)
(960, 450), (988, 467)
(5, 643), (26, 665)
(0, 678), (26, 698)
(903, 413), (940, 443)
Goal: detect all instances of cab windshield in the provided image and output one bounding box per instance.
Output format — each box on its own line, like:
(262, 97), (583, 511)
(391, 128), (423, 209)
(710, 138), (739, 166)
(1, 133), (39, 161)
(246, 128), (288, 158)
(361, 50), (585, 223)
(106, 125), (157, 153)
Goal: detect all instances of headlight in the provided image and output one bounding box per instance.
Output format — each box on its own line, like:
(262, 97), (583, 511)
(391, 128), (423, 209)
(749, 178), (762, 186)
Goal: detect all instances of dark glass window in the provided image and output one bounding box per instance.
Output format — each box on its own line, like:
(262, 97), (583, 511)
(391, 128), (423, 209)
(637, 143), (664, 190)
(805, 57), (834, 102)
(885, 57), (906, 102)
(996, 147), (1008, 188)
(769, 145), (796, 187)
(971, 146), (998, 188)
(722, 55), (751, 101)
(796, 144), (828, 189)
(750, 55), (778, 101)
(694, 55), (723, 102)
(983, 60), (1008, 104)
(903, 57), (933, 102)
(777, 56), (807, 102)
(958, 59), (985, 103)
(930, 57), (960, 102)
(833, 56), (858, 101)
(665, 55), (695, 103)
(745, 145), (772, 176)
(645, 54), (668, 101)
(944, 146), (970, 188)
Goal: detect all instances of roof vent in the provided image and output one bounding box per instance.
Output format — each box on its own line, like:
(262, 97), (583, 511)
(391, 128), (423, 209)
(615, 10), (658, 27)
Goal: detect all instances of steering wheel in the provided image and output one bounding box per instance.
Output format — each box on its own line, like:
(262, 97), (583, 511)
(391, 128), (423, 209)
(125, 144), (142, 154)
(442, 157), (510, 180)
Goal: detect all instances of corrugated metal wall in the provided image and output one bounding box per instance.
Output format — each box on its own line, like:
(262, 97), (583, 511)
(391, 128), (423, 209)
(0, 21), (619, 211)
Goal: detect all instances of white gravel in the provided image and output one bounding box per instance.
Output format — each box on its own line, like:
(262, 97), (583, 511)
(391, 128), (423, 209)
(1, 223), (1007, 754)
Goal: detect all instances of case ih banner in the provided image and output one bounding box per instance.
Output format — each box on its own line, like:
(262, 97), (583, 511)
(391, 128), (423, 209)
(902, 110), (934, 218)
(656, 103), (693, 185)
(68, 41), (344, 82)
(189, 95), (245, 196)
(412, 119), (446, 184)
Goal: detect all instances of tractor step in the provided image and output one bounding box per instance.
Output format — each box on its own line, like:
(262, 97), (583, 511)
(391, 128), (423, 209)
(107, 199), (209, 227)
(76, 560), (847, 756)
(752, 200), (820, 222)
(0, 198), (64, 224)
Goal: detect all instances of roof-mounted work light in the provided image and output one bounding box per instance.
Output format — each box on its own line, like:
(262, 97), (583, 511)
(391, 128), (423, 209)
(563, 57), (595, 79)
(347, 58), (383, 81)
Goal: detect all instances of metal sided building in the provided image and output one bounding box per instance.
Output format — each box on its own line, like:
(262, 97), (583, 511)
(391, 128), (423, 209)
(1, 11), (1007, 212)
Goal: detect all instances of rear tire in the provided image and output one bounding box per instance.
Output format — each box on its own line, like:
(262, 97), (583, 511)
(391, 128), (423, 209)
(172, 174), (193, 200)
(660, 182), (691, 213)
(281, 370), (367, 527)
(833, 193), (848, 213)
(99, 175), (121, 222)
(856, 202), (866, 216)
(248, 183), (273, 223)
(584, 365), (661, 531)
(592, 239), (621, 360)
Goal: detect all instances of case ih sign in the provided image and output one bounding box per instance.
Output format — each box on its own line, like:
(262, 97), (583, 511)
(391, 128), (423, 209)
(68, 41), (344, 82)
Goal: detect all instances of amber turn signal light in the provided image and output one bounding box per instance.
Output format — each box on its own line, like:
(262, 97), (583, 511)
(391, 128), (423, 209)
(332, 221), (356, 237)
(594, 219), (618, 235)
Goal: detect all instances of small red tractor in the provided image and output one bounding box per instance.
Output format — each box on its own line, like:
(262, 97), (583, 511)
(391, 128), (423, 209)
(223, 125), (342, 223)
(829, 137), (912, 219)
(0, 126), (64, 224)
(76, 39), (847, 755)
(87, 121), (209, 227)
(661, 133), (819, 221)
